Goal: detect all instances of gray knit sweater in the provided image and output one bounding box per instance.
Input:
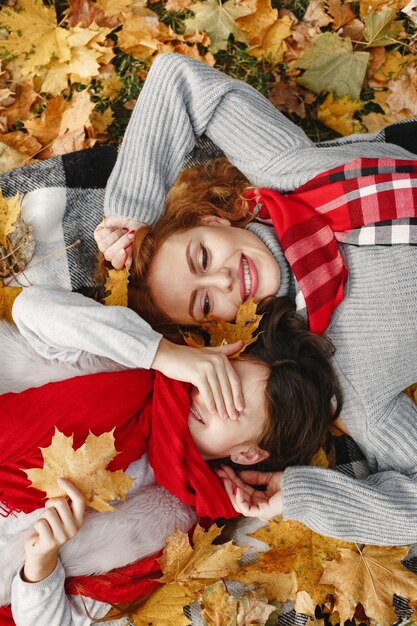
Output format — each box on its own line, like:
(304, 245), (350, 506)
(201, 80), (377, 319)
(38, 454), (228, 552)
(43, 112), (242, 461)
(12, 54), (417, 555)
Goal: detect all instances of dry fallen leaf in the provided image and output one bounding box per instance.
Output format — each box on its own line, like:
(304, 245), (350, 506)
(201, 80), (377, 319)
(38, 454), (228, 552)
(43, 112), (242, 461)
(0, 280), (22, 323)
(293, 32), (370, 100)
(25, 428), (134, 512)
(103, 266), (130, 306)
(318, 93), (365, 136)
(184, 0), (253, 53)
(132, 583), (193, 626)
(268, 79), (316, 119)
(0, 0), (71, 78)
(182, 299), (264, 357)
(201, 580), (276, 626)
(320, 546), (417, 626)
(0, 188), (22, 247)
(160, 525), (248, 586)
(248, 519), (356, 616)
(387, 65), (417, 115)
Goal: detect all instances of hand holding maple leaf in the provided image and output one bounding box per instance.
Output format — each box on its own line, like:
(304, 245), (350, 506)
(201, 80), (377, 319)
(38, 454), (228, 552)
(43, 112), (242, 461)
(23, 478), (85, 584)
(217, 465), (284, 520)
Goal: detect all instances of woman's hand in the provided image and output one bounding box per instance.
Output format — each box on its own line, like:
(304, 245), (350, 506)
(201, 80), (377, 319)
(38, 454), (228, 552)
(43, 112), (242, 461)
(94, 216), (144, 270)
(23, 479), (85, 583)
(152, 338), (245, 420)
(217, 465), (284, 520)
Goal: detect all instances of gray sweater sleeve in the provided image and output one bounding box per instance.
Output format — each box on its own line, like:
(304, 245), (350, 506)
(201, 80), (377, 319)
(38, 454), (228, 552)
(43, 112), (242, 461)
(282, 389), (417, 545)
(11, 561), (115, 626)
(12, 286), (161, 369)
(104, 53), (416, 224)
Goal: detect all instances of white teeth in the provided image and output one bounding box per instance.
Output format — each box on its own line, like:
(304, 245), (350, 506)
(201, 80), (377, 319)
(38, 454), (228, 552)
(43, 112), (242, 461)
(191, 405), (204, 424)
(242, 257), (251, 298)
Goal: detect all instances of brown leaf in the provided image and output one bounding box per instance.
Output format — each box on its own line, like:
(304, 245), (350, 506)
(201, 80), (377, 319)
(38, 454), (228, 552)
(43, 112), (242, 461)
(24, 96), (69, 146)
(268, 79), (316, 118)
(232, 568), (297, 603)
(103, 266), (130, 307)
(359, 0), (410, 17)
(0, 216), (35, 279)
(320, 546), (417, 626)
(387, 65), (417, 115)
(117, 14), (168, 59)
(65, 0), (105, 27)
(0, 82), (38, 131)
(303, 0), (332, 26)
(166, 0), (193, 10)
(39, 127), (93, 159)
(0, 131), (42, 158)
(327, 0), (356, 30)
(25, 428), (134, 512)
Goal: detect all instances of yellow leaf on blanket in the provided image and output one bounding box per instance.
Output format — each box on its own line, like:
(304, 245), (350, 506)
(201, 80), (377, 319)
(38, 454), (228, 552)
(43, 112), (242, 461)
(103, 266), (130, 307)
(0, 188), (22, 247)
(248, 520), (356, 617)
(320, 546), (417, 626)
(160, 525), (248, 586)
(25, 428), (134, 512)
(201, 580), (276, 626)
(132, 583), (194, 625)
(0, 280), (22, 323)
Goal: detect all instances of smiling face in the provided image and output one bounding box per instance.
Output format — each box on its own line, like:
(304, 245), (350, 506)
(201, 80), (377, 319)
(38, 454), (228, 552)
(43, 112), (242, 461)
(188, 359), (270, 463)
(148, 217), (281, 324)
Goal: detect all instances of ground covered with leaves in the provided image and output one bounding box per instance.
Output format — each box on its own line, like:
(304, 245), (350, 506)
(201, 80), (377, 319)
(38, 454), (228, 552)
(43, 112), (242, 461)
(0, 0), (416, 166)
(1, 0), (417, 625)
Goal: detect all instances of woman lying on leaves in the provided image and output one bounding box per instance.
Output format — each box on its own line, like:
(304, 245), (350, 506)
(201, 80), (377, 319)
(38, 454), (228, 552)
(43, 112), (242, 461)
(12, 53), (417, 548)
(0, 298), (341, 626)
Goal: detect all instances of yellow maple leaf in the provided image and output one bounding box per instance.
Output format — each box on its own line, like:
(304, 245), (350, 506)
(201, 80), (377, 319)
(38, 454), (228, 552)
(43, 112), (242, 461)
(117, 14), (168, 59)
(103, 266), (130, 307)
(248, 519), (355, 617)
(0, 142), (33, 174)
(0, 280), (22, 323)
(159, 525), (247, 586)
(132, 583), (193, 626)
(0, 0), (71, 78)
(309, 446), (330, 468)
(231, 568), (297, 603)
(250, 15), (293, 64)
(183, 299), (263, 357)
(320, 545), (417, 626)
(371, 50), (413, 84)
(318, 93), (366, 136)
(236, 0), (278, 48)
(25, 428), (134, 513)
(0, 188), (22, 247)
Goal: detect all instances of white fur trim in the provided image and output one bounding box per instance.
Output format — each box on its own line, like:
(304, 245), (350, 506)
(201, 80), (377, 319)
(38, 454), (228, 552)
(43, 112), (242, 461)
(0, 486), (196, 605)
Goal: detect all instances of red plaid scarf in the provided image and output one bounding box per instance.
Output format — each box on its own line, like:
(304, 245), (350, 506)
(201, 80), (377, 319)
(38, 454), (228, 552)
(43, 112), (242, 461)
(245, 157), (417, 333)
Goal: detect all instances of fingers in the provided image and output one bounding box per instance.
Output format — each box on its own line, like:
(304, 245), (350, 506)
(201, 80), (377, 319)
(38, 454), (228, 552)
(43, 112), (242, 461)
(220, 340), (244, 357)
(203, 350), (244, 419)
(216, 465), (254, 496)
(57, 478), (85, 528)
(238, 470), (274, 487)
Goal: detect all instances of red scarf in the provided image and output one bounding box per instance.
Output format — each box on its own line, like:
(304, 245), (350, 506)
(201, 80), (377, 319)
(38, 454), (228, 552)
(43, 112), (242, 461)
(245, 157), (417, 333)
(0, 370), (236, 619)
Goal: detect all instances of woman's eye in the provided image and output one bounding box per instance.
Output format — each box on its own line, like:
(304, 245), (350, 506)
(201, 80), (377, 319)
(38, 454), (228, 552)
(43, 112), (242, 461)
(203, 294), (210, 317)
(200, 245), (208, 271)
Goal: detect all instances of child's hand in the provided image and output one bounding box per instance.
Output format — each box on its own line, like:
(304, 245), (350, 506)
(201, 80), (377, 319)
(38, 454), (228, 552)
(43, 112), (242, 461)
(23, 478), (85, 583)
(94, 216), (144, 270)
(217, 465), (284, 520)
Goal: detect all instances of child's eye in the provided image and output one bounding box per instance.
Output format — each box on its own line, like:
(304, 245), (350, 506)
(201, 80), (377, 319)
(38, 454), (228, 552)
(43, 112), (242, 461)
(203, 294), (210, 317)
(200, 245), (208, 271)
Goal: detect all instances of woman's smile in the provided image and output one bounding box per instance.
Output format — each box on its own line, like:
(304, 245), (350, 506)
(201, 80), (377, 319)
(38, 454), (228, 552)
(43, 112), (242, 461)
(239, 254), (258, 302)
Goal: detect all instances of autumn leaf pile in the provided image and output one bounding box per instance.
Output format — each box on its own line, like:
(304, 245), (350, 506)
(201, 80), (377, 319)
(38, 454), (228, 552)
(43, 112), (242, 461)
(0, 0), (415, 172)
